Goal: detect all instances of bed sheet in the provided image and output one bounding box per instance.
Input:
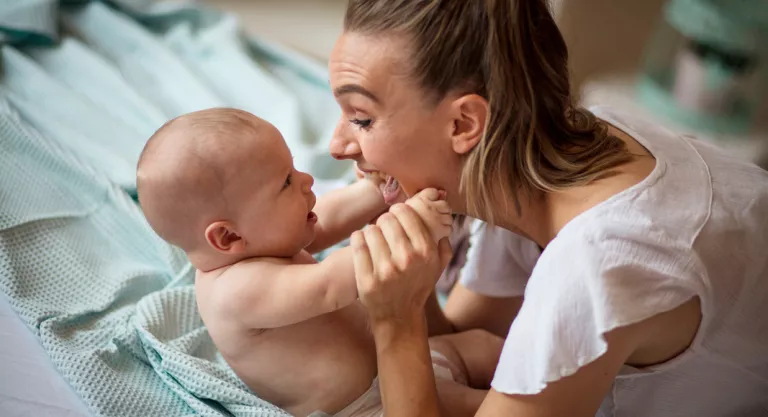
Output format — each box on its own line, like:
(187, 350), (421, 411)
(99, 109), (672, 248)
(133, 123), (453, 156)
(0, 294), (92, 417)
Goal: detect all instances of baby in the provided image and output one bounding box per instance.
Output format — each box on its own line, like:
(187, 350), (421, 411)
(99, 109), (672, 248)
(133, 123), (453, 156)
(136, 108), (502, 417)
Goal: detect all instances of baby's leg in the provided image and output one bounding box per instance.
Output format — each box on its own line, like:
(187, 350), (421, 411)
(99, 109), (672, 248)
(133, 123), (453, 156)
(429, 329), (505, 389)
(435, 379), (487, 417)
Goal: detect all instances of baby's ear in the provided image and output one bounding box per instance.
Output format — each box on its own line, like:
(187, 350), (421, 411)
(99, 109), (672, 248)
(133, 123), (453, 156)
(205, 221), (245, 254)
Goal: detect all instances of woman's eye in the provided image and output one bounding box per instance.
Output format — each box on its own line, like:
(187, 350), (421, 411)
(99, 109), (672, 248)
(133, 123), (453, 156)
(350, 118), (372, 130)
(283, 174), (292, 189)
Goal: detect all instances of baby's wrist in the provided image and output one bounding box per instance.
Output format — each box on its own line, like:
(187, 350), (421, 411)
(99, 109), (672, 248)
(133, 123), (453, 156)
(358, 175), (381, 192)
(357, 177), (387, 206)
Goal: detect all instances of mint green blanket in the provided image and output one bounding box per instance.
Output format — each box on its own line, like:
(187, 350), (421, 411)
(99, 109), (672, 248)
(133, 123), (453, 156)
(0, 1), (351, 416)
(0, 96), (291, 415)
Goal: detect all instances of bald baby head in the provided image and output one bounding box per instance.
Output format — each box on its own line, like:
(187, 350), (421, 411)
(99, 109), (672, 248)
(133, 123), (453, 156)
(137, 108), (279, 252)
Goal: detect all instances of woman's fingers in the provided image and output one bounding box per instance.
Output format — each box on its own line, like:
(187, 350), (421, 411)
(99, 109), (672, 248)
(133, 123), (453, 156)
(377, 212), (414, 269)
(389, 203), (434, 254)
(351, 230), (373, 295)
(362, 225), (397, 279)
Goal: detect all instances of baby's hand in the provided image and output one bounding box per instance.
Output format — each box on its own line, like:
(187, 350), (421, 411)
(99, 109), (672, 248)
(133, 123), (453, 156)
(403, 188), (453, 242)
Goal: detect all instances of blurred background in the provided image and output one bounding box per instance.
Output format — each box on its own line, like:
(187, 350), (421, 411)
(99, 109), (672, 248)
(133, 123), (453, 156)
(0, 2), (766, 417)
(208, 0), (663, 88)
(209, 0), (768, 168)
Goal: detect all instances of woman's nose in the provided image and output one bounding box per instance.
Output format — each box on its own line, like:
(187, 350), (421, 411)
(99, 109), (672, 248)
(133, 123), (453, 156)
(329, 122), (362, 160)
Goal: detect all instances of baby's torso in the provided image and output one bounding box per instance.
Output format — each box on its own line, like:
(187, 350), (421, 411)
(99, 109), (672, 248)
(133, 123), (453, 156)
(196, 252), (377, 417)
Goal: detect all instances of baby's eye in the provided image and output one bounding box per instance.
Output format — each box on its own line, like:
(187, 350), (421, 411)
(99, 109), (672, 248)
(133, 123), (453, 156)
(350, 118), (372, 130)
(283, 174), (292, 189)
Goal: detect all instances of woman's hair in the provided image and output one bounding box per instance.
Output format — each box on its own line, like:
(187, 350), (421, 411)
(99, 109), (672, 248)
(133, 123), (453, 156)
(345, 0), (631, 221)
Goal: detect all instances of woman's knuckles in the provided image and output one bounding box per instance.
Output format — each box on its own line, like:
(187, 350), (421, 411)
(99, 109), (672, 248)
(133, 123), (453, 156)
(395, 251), (416, 269)
(377, 261), (398, 280)
(377, 212), (396, 224)
(390, 203), (407, 213)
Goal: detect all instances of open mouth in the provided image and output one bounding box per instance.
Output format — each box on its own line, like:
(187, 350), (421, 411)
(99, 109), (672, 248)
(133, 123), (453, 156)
(307, 211), (318, 223)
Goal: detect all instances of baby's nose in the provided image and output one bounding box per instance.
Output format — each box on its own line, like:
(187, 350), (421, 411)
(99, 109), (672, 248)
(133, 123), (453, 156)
(302, 172), (314, 191)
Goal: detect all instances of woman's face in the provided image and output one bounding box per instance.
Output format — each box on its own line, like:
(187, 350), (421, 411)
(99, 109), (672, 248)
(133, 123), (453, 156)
(329, 32), (465, 209)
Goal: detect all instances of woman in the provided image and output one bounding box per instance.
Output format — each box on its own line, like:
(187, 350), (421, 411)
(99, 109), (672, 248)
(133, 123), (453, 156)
(328, 0), (768, 416)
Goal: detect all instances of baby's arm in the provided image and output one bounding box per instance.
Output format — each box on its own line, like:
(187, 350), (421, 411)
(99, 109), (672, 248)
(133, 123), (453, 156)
(213, 189), (452, 330)
(306, 179), (388, 254)
(212, 246), (358, 329)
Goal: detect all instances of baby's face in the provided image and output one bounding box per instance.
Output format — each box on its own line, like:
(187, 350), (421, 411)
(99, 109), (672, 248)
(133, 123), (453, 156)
(232, 127), (318, 258)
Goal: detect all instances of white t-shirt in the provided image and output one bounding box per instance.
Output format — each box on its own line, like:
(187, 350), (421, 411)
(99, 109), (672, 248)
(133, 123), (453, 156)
(459, 220), (540, 297)
(460, 106), (768, 416)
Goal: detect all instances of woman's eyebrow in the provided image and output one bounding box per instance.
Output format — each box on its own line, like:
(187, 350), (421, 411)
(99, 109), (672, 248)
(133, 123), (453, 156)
(333, 84), (381, 104)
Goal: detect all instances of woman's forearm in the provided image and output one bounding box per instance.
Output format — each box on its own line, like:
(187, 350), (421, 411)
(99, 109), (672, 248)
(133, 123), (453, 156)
(372, 314), (442, 417)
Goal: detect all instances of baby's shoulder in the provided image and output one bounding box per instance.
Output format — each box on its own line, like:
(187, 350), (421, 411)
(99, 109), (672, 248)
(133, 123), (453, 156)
(292, 249), (317, 265)
(221, 252), (314, 279)
(222, 257), (282, 279)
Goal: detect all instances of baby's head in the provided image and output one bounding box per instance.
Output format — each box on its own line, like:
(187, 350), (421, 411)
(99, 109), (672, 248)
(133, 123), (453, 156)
(137, 108), (317, 270)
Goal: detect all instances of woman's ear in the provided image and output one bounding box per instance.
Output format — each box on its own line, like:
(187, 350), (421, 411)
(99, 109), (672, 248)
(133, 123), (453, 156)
(204, 221), (245, 254)
(450, 94), (488, 155)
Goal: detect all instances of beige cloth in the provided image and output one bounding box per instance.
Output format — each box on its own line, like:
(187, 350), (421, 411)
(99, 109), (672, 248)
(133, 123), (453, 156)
(309, 350), (467, 417)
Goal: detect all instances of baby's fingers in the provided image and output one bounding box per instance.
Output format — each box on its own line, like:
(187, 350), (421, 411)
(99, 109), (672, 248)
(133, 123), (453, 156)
(416, 188), (441, 202)
(432, 200), (451, 215)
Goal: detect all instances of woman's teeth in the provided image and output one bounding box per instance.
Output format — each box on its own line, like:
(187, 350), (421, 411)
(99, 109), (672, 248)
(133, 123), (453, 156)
(363, 171), (389, 182)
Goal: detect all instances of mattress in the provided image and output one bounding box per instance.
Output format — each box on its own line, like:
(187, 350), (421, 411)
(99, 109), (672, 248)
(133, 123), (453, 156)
(0, 294), (92, 417)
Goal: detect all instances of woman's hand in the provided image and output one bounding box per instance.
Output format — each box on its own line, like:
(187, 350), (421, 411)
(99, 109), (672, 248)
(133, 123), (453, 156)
(351, 189), (453, 323)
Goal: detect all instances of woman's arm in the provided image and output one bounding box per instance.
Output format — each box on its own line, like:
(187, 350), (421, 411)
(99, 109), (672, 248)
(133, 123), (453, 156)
(474, 321), (648, 417)
(423, 288), (523, 338)
(444, 286), (523, 338)
(351, 202), (657, 417)
(371, 314), (443, 417)
(429, 220), (535, 337)
(351, 201), (453, 417)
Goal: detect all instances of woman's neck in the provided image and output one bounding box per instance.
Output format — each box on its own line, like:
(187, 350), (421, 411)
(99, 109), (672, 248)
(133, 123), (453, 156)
(490, 189), (556, 249)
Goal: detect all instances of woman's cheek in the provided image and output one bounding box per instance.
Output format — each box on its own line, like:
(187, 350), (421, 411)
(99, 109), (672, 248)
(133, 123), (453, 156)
(360, 133), (390, 167)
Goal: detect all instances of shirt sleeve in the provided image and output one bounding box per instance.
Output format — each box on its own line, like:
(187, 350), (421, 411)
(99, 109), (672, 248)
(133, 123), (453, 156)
(458, 219), (541, 298)
(490, 227), (702, 394)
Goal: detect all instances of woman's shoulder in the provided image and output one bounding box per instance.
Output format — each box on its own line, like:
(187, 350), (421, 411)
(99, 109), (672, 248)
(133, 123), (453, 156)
(549, 106), (768, 287)
(531, 218), (703, 307)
